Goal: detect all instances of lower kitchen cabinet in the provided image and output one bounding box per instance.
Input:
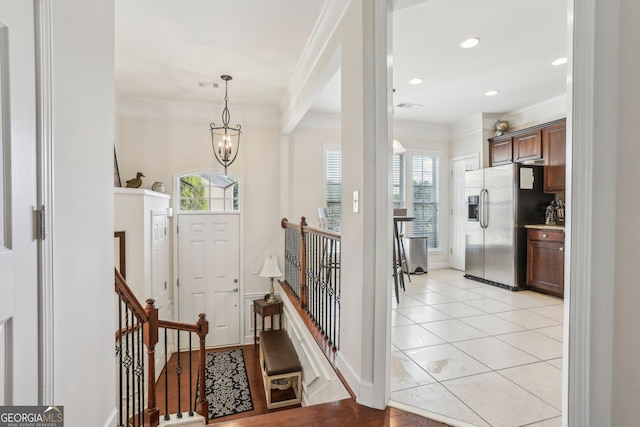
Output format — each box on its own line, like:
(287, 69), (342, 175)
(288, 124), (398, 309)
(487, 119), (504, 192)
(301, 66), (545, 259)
(526, 228), (564, 297)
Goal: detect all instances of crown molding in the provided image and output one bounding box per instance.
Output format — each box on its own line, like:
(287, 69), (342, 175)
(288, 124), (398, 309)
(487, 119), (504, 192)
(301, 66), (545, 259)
(280, 0), (349, 132)
(116, 96), (281, 127)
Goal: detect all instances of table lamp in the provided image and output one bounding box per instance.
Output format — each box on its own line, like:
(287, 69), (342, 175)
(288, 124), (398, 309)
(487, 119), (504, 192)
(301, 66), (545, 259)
(260, 255), (283, 303)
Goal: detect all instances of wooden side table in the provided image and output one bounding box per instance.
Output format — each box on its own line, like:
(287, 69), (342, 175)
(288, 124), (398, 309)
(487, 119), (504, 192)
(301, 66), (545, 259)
(253, 299), (283, 345)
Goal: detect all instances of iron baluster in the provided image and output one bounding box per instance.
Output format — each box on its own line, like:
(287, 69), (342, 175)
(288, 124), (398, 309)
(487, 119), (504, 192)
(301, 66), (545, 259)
(124, 303), (131, 427)
(188, 333), (194, 416)
(176, 331), (182, 418)
(118, 294), (123, 427)
(164, 328), (169, 420)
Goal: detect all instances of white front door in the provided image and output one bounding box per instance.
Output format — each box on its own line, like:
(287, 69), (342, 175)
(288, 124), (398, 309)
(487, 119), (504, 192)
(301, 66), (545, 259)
(450, 155), (479, 271)
(0, 2), (38, 404)
(178, 214), (240, 348)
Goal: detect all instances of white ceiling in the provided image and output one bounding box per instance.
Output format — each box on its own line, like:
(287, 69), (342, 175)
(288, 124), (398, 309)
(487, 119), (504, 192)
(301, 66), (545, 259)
(115, 0), (568, 126)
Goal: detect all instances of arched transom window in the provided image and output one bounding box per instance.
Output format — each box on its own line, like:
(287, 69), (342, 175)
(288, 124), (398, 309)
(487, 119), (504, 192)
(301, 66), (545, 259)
(178, 172), (239, 212)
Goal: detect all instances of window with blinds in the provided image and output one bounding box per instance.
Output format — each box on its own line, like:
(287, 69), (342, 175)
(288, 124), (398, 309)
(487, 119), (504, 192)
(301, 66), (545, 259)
(393, 153), (406, 209)
(412, 154), (439, 248)
(325, 149), (342, 231)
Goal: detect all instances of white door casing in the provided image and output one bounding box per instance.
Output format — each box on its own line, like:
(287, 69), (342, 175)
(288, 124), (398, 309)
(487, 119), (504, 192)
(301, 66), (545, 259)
(449, 154), (479, 271)
(151, 211), (168, 373)
(178, 214), (240, 348)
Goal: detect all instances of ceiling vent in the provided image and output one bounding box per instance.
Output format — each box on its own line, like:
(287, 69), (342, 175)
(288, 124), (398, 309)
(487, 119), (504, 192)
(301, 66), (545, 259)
(198, 81), (219, 88)
(396, 102), (423, 109)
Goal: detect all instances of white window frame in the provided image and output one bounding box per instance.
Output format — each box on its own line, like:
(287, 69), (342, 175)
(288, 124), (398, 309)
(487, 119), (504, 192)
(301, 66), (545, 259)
(404, 149), (442, 251)
(176, 171), (241, 213)
(323, 144), (342, 231)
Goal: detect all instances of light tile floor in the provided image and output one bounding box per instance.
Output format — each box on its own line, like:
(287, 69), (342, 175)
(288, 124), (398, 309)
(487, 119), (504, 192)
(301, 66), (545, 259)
(390, 269), (564, 427)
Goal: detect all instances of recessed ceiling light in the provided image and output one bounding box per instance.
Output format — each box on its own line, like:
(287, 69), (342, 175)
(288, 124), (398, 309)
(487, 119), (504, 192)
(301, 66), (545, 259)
(408, 78), (423, 85)
(552, 57), (568, 66)
(485, 90), (499, 96)
(459, 37), (481, 49)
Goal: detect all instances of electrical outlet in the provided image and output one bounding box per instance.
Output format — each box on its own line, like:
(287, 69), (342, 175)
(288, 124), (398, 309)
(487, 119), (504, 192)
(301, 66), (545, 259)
(251, 265), (260, 274)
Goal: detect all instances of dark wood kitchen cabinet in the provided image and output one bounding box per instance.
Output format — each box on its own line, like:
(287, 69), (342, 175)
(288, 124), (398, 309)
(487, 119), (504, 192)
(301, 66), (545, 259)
(488, 119), (565, 177)
(542, 120), (566, 192)
(526, 228), (565, 297)
(513, 130), (543, 162)
(489, 137), (513, 166)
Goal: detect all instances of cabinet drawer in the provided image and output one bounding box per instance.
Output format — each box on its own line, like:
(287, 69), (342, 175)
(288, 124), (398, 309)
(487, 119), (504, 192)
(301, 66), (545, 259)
(527, 229), (564, 243)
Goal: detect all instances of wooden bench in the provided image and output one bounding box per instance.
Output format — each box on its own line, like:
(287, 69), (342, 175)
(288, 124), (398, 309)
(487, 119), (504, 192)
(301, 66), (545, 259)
(259, 329), (302, 409)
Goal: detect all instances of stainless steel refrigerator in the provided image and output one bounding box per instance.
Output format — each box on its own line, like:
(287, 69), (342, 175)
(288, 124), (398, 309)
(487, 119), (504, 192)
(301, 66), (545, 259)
(464, 163), (553, 290)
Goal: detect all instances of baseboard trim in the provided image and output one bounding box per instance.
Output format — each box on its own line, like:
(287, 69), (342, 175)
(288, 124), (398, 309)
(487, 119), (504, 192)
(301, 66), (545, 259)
(102, 407), (117, 427)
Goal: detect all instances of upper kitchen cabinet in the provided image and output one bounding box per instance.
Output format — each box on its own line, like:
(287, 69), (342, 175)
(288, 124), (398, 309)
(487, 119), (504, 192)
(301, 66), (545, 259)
(489, 136), (513, 166)
(488, 119), (567, 193)
(542, 119), (567, 192)
(513, 130), (543, 162)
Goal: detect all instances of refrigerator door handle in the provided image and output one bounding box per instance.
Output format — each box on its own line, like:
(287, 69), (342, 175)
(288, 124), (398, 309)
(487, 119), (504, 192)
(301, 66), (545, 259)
(479, 188), (488, 229)
(483, 188), (489, 228)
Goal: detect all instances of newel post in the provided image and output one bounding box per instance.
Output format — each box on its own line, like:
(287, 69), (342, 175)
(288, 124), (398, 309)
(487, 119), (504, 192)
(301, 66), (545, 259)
(143, 299), (160, 427)
(300, 217), (308, 309)
(197, 313), (209, 425)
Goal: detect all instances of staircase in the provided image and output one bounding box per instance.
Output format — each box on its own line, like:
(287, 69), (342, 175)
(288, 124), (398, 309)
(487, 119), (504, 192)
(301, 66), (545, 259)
(115, 268), (209, 427)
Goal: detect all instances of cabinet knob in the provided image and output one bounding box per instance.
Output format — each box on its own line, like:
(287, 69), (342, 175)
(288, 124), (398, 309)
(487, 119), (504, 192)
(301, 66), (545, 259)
(559, 247), (564, 251)
(542, 233), (548, 238)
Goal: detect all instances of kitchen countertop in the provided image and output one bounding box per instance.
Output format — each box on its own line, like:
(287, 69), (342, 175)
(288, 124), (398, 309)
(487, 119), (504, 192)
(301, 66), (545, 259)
(525, 224), (565, 231)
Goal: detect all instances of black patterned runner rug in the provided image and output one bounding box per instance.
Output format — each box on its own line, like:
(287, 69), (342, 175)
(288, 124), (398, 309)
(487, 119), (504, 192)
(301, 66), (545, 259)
(201, 348), (254, 419)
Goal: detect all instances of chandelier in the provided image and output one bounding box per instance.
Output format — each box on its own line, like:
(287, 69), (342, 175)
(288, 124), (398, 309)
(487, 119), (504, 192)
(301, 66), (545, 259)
(210, 75), (242, 176)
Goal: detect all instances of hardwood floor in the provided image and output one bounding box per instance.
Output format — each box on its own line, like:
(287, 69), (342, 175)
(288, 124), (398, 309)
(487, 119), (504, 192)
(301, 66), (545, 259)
(156, 344), (447, 427)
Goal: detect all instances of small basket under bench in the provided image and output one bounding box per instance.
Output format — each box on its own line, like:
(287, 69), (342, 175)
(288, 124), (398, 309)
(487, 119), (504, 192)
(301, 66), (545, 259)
(259, 329), (302, 409)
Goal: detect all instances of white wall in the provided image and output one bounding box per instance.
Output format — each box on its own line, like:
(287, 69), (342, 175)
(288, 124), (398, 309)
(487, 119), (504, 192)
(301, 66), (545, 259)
(116, 115), (282, 295)
(612, 0), (640, 422)
(288, 126), (341, 226)
(50, 0), (116, 425)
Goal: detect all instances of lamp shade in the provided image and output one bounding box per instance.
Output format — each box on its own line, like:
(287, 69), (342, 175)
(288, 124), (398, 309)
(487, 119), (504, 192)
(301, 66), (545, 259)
(393, 139), (406, 154)
(259, 256), (282, 278)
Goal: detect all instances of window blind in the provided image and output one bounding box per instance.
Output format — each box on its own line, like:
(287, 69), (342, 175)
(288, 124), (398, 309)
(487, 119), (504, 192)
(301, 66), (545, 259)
(412, 154), (440, 248)
(393, 153), (406, 209)
(325, 149), (342, 231)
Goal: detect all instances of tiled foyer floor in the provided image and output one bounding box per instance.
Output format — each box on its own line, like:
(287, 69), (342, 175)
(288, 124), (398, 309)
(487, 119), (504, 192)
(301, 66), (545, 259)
(389, 269), (564, 427)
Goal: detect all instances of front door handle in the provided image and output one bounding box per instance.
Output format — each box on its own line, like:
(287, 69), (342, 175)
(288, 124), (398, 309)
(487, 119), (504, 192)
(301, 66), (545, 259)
(230, 287), (239, 293)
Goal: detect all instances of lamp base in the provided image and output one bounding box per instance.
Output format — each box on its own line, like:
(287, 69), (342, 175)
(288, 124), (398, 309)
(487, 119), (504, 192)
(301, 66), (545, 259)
(267, 277), (278, 303)
(266, 293), (278, 303)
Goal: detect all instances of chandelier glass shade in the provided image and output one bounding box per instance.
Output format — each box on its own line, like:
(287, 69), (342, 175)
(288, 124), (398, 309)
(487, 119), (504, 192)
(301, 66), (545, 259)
(210, 75), (242, 176)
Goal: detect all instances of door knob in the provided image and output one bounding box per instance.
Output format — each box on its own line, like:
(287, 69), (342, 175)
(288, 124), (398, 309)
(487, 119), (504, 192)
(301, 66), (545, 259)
(231, 287), (239, 292)
(234, 279), (238, 283)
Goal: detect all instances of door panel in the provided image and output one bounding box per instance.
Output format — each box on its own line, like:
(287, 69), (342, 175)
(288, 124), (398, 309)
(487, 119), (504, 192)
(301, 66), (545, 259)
(0, 3), (38, 403)
(451, 155), (479, 271)
(151, 212), (167, 374)
(464, 169), (483, 278)
(484, 164), (516, 287)
(178, 214), (240, 348)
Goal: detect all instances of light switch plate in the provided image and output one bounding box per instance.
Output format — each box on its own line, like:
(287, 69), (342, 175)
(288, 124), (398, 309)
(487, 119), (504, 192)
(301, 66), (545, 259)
(353, 190), (359, 213)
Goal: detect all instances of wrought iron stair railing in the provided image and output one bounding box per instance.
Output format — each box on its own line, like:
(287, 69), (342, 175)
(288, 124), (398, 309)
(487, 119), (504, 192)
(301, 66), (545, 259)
(281, 217), (341, 354)
(114, 268), (209, 427)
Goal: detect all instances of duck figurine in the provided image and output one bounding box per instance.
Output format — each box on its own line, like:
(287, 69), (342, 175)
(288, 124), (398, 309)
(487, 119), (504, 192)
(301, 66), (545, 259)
(125, 172), (145, 188)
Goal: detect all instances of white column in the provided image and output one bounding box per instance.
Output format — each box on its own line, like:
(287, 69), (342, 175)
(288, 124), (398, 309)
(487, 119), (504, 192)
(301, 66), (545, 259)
(336, 0), (392, 409)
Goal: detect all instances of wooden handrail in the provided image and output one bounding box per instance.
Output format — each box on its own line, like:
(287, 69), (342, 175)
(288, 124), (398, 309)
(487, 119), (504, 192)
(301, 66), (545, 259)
(115, 268), (148, 322)
(281, 217), (341, 239)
